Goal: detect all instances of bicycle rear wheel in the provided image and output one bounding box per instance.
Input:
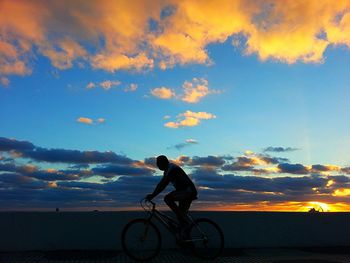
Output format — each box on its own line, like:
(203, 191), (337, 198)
(121, 218), (161, 261)
(188, 218), (224, 259)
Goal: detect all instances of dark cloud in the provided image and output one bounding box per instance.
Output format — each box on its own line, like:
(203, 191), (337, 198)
(263, 146), (299, 153)
(0, 162), (86, 181)
(144, 157), (157, 168)
(222, 163), (253, 172)
(0, 172), (49, 189)
(57, 181), (104, 190)
(0, 162), (16, 172)
(277, 163), (309, 174)
(311, 164), (341, 173)
(312, 164), (330, 172)
(328, 175), (350, 184)
(69, 163), (90, 169)
(191, 167), (223, 182)
(260, 155), (289, 164)
(222, 154), (288, 172)
(0, 137), (137, 165)
(341, 167), (350, 174)
(188, 155), (226, 167)
(92, 164), (155, 178)
(193, 169), (327, 194)
(23, 147), (134, 164)
(168, 139), (198, 150)
(1, 136), (350, 210)
(26, 169), (84, 181)
(1, 168), (349, 210)
(0, 137), (35, 152)
(177, 155), (191, 165)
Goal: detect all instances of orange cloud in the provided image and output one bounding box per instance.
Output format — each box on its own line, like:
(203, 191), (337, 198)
(333, 188), (350, 197)
(1, 0), (350, 79)
(77, 117), (106, 125)
(40, 37), (87, 69)
(124, 83), (138, 92)
(86, 82), (96, 89)
(151, 87), (175, 99)
(181, 78), (211, 103)
(97, 118), (106, 124)
(99, 80), (121, 90)
(151, 78), (218, 103)
(48, 181), (58, 188)
(0, 77), (9, 87)
(22, 164), (38, 173)
(86, 80), (121, 90)
(181, 110), (216, 120)
(77, 117), (93, 125)
(164, 110), (216, 128)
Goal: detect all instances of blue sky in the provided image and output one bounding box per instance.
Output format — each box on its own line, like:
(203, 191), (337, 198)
(2, 42), (350, 165)
(1, 0), (350, 211)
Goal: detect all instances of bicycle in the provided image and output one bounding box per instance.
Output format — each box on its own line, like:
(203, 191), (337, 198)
(121, 198), (224, 261)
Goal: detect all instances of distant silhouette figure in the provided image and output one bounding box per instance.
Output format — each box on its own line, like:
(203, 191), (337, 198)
(308, 207), (323, 213)
(55, 207), (59, 212)
(146, 155), (198, 228)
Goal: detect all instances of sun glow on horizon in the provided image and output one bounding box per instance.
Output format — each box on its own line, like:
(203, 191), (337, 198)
(196, 201), (350, 212)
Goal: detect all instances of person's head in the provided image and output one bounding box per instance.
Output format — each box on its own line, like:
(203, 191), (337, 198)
(156, 155), (169, 171)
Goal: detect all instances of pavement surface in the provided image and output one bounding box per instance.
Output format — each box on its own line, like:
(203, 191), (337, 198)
(1, 248), (350, 263)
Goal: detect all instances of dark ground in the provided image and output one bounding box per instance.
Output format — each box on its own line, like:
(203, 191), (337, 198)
(1, 247), (350, 263)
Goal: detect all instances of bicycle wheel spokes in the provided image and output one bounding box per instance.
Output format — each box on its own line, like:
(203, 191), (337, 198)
(189, 218), (224, 260)
(122, 219), (161, 261)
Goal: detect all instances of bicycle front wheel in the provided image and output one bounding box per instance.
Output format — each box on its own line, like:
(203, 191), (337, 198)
(189, 218), (224, 259)
(121, 218), (161, 261)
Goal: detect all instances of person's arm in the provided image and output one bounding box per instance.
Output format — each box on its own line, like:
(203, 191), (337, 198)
(146, 175), (170, 200)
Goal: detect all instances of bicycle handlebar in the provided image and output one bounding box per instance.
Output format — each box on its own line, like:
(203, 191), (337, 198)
(140, 198), (155, 211)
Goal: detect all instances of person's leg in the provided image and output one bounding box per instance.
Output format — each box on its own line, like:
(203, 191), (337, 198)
(179, 200), (192, 217)
(164, 191), (193, 224)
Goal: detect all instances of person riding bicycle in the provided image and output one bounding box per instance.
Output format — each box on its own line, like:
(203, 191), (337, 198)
(145, 155), (198, 229)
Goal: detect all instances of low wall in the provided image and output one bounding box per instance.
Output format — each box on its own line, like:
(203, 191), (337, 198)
(1, 211), (350, 251)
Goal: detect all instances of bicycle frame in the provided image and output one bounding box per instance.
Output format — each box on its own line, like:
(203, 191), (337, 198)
(141, 199), (206, 242)
(142, 199), (178, 231)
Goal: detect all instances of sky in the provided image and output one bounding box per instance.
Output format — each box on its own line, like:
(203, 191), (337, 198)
(1, 0), (350, 212)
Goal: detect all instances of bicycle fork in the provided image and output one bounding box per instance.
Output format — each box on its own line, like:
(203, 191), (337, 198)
(141, 216), (153, 241)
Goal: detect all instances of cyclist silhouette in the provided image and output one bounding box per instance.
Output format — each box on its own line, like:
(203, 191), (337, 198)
(146, 155), (198, 228)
